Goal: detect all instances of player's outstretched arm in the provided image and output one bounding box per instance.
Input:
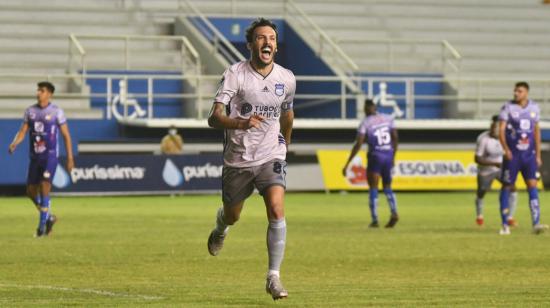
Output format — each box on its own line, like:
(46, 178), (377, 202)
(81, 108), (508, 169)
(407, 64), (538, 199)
(342, 134), (366, 176)
(208, 102), (263, 130)
(279, 109), (294, 148)
(8, 122), (29, 154)
(498, 120), (512, 160)
(60, 123), (74, 172)
(535, 122), (542, 167)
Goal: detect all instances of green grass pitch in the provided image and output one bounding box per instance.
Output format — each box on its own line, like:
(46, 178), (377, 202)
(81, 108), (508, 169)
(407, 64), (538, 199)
(1, 192), (549, 307)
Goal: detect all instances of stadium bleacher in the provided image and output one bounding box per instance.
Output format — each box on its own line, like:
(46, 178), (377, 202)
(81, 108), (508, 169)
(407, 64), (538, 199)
(2, 0), (550, 189)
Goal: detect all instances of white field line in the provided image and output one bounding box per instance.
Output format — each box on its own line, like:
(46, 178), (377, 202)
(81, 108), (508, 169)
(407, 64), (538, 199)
(0, 283), (164, 301)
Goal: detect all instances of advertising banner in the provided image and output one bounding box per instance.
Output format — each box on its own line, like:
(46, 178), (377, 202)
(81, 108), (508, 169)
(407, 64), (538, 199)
(51, 154), (223, 195)
(317, 150), (541, 190)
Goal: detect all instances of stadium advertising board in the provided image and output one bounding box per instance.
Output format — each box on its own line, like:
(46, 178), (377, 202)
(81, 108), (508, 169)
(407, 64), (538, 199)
(51, 154), (223, 194)
(318, 150), (541, 190)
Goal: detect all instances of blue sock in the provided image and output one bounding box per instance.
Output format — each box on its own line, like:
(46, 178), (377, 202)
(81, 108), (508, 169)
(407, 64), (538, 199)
(499, 189), (510, 226)
(383, 188), (398, 215)
(33, 195), (41, 207)
(528, 187), (540, 226)
(38, 195), (50, 233)
(369, 189), (379, 223)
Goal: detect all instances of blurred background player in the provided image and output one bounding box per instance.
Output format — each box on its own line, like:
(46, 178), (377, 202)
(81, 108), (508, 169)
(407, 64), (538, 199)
(343, 99), (399, 228)
(160, 125), (183, 154)
(474, 115), (518, 226)
(206, 18), (295, 300)
(498, 82), (548, 235)
(8, 81), (74, 237)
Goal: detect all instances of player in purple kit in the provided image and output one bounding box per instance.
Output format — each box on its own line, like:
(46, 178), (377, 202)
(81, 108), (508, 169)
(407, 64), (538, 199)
(343, 99), (399, 228)
(8, 81), (74, 237)
(498, 82), (548, 235)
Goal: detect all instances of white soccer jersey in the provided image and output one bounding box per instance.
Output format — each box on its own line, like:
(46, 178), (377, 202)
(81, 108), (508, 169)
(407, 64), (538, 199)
(475, 130), (504, 176)
(214, 60), (296, 168)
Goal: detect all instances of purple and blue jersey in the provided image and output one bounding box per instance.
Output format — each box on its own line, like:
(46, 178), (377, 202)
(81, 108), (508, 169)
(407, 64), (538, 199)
(23, 103), (66, 184)
(358, 113), (395, 155)
(357, 113), (396, 184)
(499, 100), (539, 184)
(499, 99), (539, 155)
(24, 103), (66, 159)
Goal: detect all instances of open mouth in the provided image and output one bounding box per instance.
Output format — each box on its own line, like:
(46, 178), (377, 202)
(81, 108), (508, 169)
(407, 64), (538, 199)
(260, 46), (272, 61)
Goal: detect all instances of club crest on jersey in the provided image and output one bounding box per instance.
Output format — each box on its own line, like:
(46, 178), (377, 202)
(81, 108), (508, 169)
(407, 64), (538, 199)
(43, 171), (51, 179)
(531, 112), (536, 118)
(275, 84), (285, 97)
(45, 114), (52, 121)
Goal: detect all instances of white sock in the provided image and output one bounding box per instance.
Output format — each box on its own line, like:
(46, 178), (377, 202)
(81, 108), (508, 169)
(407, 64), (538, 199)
(214, 207), (229, 234)
(475, 198), (483, 217)
(508, 191), (518, 218)
(267, 218), (286, 276)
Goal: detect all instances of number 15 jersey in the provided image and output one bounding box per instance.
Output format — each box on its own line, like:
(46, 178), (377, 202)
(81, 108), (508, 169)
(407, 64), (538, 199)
(357, 113), (395, 155)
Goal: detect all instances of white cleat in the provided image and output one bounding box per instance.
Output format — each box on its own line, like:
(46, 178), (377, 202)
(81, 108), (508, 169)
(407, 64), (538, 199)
(265, 274), (288, 300)
(533, 224), (549, 235)
(499, 226), (511, 235)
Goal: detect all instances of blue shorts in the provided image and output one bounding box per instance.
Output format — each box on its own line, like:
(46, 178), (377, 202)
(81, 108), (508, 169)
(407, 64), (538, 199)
(27, 157), (58, 185)
(367, 152), (394, 185)
(500, 152), (537, 185)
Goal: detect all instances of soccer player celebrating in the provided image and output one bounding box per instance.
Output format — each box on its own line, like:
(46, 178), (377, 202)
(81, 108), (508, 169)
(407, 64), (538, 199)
(474, 115), (518, 226)
(206, 18), (295, 300)
(8, 81), (74, 237)
(343, 99), (399, 228)
(498, 82), (548, 235)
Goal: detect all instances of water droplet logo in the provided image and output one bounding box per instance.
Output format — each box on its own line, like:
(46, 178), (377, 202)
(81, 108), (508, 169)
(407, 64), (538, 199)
(52, 164), (71, 188)
(162, 159), (183, 187)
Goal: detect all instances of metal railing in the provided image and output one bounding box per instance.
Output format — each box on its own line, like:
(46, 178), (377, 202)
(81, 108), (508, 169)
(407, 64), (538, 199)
(336, 37), (462, 75)
(67, 34), (201, 93)
(2, 73), (550, 121)
(178, 0), (245, 64)
(284, 0), (358, 74)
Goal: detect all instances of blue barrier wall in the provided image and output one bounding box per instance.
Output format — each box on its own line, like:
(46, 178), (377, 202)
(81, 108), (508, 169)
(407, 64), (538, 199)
(86, 70), (184, 118)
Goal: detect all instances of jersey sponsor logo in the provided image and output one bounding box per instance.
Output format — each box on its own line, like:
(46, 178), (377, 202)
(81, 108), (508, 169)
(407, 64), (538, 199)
(253, 105), (280, 118)
(275, 83), (285, 96)
(241, 102), (253, 115)
(34, 121), (44, 133)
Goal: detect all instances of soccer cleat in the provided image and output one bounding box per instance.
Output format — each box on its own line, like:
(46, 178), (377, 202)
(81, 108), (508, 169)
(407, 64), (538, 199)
(507, 217), (518, 227)
(45, 215), (57, 236)
(533, 224), (549, 235)
(35, 228), (46, 238)
(499, 225), (511, 235)
(385, 214), (399, 228)
(368, 221), (379, 228)
(265, 274), (288, 300)
(476, 216), (484, 226)
(207, 229), (226, 256)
